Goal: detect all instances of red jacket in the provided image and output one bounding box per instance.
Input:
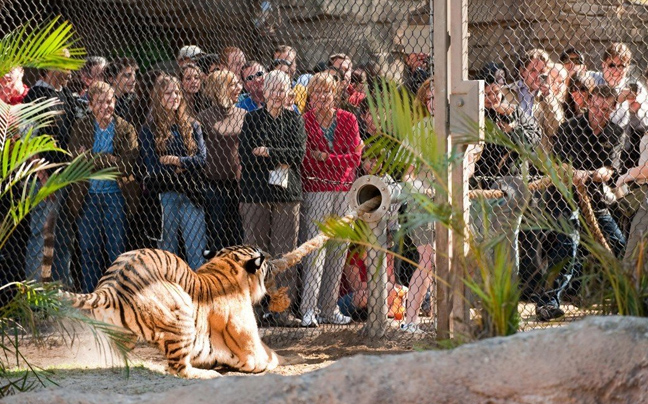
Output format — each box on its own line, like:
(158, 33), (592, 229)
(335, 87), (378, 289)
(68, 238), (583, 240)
(302, 109), (363, 192)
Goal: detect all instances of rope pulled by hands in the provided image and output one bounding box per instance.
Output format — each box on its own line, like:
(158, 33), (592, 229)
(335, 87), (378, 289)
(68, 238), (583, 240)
(468, 169), (612, 252)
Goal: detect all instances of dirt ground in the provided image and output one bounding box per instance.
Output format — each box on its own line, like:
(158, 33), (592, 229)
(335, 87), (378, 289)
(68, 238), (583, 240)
(4, 322), (424, 397)
(3, 304), (585, 399)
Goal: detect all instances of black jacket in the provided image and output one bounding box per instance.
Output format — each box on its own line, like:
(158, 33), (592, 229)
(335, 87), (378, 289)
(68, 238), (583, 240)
(471, 106), (542, 189)
(23, 82), (84, 165)
(238, 108), (306, 203)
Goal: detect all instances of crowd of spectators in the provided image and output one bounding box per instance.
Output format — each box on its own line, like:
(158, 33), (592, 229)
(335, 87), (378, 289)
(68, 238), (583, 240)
(3, 38), (648, 331)
(473, 43), (648, 322)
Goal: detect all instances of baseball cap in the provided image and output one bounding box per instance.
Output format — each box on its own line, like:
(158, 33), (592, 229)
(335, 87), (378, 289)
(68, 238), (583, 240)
(177, 45), (203, 61)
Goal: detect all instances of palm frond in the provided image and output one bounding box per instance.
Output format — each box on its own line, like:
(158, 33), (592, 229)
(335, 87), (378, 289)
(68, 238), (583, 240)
(0, 153), (117, 250)
(0, 17), (85, 76)
(0, 98), (63, 144)
(1, 132), (64, 182)
(364, 81), (453, 197)
(0, 282), (131, 396)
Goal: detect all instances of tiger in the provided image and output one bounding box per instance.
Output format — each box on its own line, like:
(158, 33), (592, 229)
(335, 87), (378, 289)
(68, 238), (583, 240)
(62, 245), (287, 379)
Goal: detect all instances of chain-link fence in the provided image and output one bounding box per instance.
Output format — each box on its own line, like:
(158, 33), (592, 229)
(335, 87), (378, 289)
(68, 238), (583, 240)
(1, 0), (647, 347)
(467, 0), (648, 330)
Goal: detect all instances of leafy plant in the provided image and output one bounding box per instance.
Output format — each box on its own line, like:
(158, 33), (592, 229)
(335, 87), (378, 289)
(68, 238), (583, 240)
(597, 237), (648, 316)
(464, 238), (520, 337)
(0, 17), (85, 75)
(322, 80), (644, 344)
(0, 18), (130, 396)
(0, 282), (133, 396)
(338, 81), (524, 340)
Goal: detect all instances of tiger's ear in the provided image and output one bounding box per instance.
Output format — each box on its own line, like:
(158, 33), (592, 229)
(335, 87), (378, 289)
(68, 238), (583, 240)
(203, 249), (216, 260)
(244, 254), (266, 274)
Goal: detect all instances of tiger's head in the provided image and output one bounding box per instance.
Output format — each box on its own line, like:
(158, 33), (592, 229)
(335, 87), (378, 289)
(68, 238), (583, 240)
(206, 245), (273, 303)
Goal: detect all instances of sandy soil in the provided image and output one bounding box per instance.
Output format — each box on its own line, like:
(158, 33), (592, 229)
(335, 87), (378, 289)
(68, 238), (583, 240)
(3, 322), (423, 397)
(2, 303), (584, 399)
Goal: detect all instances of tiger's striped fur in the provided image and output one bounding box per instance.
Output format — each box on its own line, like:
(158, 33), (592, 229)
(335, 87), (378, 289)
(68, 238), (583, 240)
(62, 245), (282, 379)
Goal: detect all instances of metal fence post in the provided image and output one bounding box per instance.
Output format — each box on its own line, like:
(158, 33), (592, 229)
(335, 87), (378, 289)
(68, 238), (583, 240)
(433, 0), (451, 340)
(364, 219), (389, 338)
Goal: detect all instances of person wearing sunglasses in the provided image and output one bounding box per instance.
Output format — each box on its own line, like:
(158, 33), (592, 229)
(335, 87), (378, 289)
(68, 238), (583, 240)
(589, 42), (648, 130)
(236, 61), (267, 112)
(272, 44), (297, 78)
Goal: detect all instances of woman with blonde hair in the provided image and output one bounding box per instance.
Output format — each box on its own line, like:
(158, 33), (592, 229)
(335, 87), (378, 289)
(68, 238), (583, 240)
(197, 70), (246, 253)
(299, 71), (363, 327)
(400, 77), (436, 333)
(140, 75), (207, 269)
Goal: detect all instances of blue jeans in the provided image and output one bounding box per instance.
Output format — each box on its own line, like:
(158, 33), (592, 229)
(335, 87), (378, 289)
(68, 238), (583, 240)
(205, 180), (243, 252)
(25, 186), (73, 286)
(159, 192), (206, 270)
(540, 212), (626, 306)
(78, 192), (126, 293)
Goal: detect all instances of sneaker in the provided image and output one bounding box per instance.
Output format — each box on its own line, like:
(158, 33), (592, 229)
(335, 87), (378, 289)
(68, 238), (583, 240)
(399, 322), (426, 334)
(317, 309), (352, 325)
(301, 309), (319, 327)
(536, 304), (565, 322)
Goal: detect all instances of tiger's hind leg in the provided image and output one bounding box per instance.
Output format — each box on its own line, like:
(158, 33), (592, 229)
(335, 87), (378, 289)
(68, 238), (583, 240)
(118, 332), (138, 351)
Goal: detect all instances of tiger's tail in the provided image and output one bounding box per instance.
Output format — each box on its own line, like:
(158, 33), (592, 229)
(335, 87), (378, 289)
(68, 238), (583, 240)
(40, 210), (56, 282)
(60, 289), (113, 311)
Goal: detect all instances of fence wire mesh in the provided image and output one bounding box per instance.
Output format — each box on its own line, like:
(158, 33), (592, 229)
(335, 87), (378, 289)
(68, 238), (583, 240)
(1, 0), (646, 346)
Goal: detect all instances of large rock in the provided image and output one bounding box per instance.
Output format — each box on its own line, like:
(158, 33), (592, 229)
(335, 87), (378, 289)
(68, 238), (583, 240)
(5, 316), (648, 404)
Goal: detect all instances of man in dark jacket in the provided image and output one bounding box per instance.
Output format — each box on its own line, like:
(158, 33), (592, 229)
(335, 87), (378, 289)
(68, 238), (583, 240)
(105, 57), (139, 125)
(23, 54), (85, 287)
(538, 85), (626, 321)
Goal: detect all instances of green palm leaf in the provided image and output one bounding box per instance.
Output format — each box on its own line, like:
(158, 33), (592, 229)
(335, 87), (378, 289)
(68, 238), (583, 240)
(1, 130), (63, 181)
(1, 154), (116, 250)
(0, 98), (63, 144)
(0, 15), (133, 396)
(0, 17), (85, 76)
